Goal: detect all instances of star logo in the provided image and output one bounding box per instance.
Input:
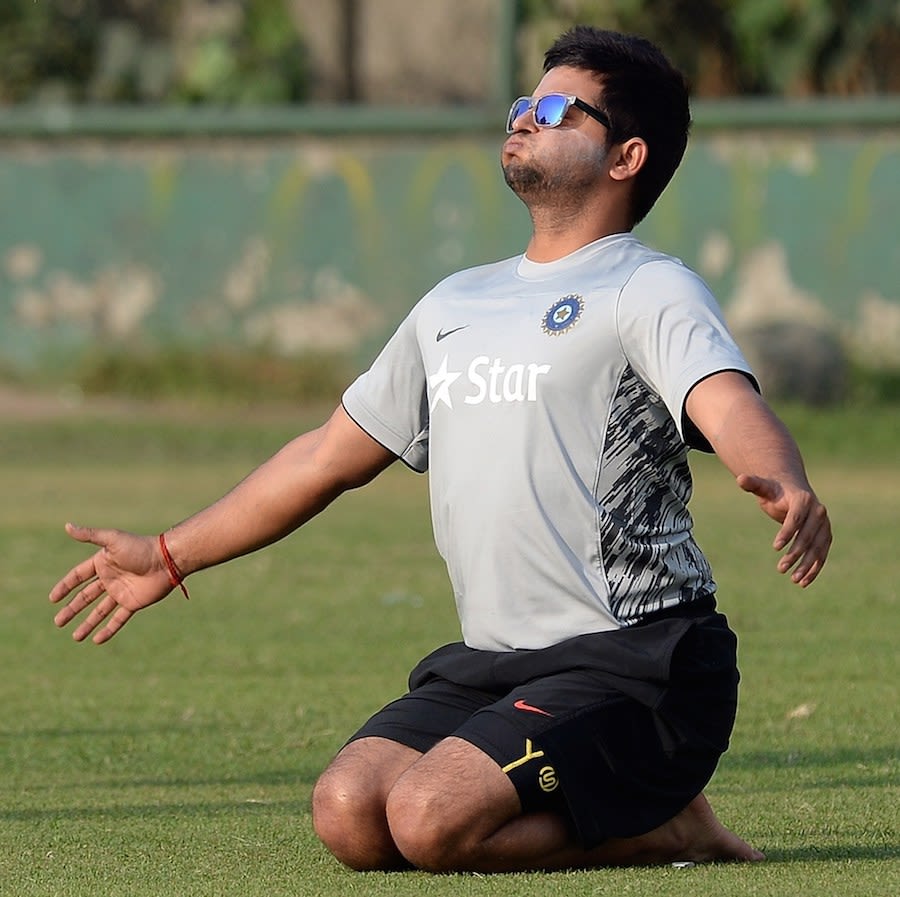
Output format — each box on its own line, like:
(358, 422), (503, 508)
(428, 354), (461, 411)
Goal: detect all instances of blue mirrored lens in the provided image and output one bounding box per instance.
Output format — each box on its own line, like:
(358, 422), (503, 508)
(533, 94), (570, 127)
(507, 98), (531, 131)
(512, 99), (531, 120)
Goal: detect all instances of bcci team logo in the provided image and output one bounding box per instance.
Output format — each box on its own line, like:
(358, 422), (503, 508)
(542, 294), (583, 335)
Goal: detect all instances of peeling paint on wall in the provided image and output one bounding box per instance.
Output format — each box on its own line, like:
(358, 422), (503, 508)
(727, 243), (832, 329)
(0, 132), (897, 373)
(13, 262), (160, 339)
(854, 292), (900, 367)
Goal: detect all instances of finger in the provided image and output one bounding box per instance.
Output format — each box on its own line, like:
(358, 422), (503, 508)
(53, 579), (107, 627)
(800, 538), (830, 585)
(795, 556), (826, 588)
(776, 500), (830, 563)
(71, 594), (117, 641)
(781, 544), (826, 586)
(736, 473), (761, 495)
(737, 474), (776, 500)
(777, 520), (831, 586)
(737, 475), (789, 526)
(49, 555), (100, 604)
(775, 520), (811, 569)
(772, 493), (818, 551)
(787, 522), (832, 587)
(93, 606), (133, 645)
(64, 522), (116, 546)
(773, 515), (801, 552)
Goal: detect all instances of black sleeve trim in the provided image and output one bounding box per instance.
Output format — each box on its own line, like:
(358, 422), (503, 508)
(340, 400), (426, 474)
(681, 369), (761, 454)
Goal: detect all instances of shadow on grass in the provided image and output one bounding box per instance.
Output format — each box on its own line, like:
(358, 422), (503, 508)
(721, 746), (897, 786)
(0, 798), (309, 824)
(0, 723), (224, 739)
(763, 844), (900, 863)
(5, 767), (320, 793)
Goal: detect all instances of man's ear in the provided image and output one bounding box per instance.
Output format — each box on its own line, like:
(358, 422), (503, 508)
(608, 137), (648, 182)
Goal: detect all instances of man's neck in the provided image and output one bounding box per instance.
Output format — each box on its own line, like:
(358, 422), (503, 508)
(525, 222), (632, 263)
(522, 196), (633, 262)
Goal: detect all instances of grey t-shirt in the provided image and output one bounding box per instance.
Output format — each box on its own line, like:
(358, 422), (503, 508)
(343, 233), (755, 651)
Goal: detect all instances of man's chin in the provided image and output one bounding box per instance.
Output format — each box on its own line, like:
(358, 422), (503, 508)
(502, 164), (547, 197)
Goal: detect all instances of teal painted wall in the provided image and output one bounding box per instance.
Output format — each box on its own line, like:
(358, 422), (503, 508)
(1, 126), (898, 372)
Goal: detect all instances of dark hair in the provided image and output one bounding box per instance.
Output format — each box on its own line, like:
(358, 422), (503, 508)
(544, 26), (691, 224)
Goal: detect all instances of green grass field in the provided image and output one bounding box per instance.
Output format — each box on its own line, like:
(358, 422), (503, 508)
(1, 396), (897, 896)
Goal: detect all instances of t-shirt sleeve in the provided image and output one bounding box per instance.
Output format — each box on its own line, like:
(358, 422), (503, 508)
(615, 259), (758, 452)
(341, 305), (430, 472)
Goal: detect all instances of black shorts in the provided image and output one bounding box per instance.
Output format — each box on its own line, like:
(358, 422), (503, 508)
(348, 598), (739, 849)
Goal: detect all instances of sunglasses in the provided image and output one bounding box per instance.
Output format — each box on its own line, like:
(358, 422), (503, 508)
(506, 93), (611, 134)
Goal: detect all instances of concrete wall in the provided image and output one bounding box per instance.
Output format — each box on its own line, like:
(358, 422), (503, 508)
(1, 121), (898, 374)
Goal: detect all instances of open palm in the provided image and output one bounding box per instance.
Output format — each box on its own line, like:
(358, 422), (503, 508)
(49, 523), (177, 644)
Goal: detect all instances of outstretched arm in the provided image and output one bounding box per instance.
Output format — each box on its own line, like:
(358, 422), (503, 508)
(49, 405), (397, 643)
(685, 372), (832, 587)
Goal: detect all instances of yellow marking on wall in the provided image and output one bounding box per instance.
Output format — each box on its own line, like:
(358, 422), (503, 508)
(148, 159), (179, 224)
(270, 160), (312, 230)
(406, 144), (501, 229)
(828, 140), (889, 262)
(334, 153), (381, 266)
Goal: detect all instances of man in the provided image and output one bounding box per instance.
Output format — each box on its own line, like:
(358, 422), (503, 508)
(50, 27), (831, 872)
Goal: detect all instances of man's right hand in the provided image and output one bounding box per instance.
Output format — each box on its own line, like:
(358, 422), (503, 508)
(49, 523), (177, 644)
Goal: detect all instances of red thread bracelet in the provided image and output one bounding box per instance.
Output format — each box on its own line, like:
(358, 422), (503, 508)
(158, 533), (190, 600)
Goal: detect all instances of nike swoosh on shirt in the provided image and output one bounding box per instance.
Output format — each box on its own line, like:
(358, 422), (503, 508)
(436, 325), (469, 342)
(513, 699), (553, 717)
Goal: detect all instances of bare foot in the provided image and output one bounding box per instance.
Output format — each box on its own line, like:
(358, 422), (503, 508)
(597, 794), (765, 866)
(672, 794), (765, 863)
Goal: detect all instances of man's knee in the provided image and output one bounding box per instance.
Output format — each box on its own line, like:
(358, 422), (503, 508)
(386, 776), (466, 872)
(312, 739), (420, 871)
(312, 767), (382, 870)
(384, 738), (521, 872)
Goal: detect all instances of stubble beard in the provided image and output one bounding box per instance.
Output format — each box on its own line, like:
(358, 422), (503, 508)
(502, 148), (607, 216)
(502, 160), (562, 202)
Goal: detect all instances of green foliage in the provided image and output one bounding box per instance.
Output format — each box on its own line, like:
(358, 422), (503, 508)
(71, 346), (353, 405)
(0, 1), (897, 103)
(13, 342), (894, 412)
(846, 360), (900, 406)
(519, 0), (900, 95)
(0, 0), (99, 102)
(729, 0), (900, 94)
(178, 0), (309, 104)
(0, 0), (309, 105)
